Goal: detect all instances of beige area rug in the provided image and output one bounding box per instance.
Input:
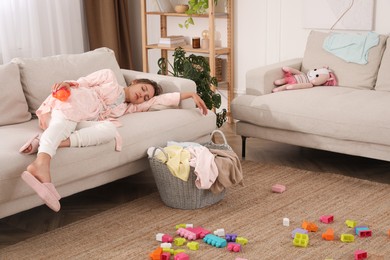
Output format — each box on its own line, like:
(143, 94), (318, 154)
(1, 161), (389, 260)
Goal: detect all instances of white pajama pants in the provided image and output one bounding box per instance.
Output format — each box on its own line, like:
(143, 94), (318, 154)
(38, 110), (117, 158)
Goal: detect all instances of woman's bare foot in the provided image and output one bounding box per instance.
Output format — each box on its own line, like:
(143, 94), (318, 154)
(26, 153), (52, 183)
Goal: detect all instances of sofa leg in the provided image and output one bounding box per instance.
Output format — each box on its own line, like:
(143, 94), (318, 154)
(241, 136), (247, 158)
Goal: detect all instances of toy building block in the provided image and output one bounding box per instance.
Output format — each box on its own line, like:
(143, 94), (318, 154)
(162, 248), (174, 254)
(293, 233), (309, 247)
(322, 228), (335, 241)
(283, 217), (290, 226)
(174, 252), (190, 260)
(160, 252), (171, 260)
(149, 247), (162, 260)
(272, 184), (286, 193)
(173, 249), (185, 255)
(189, 226), (211, 239)
(175, 224), (193, 229)
(345, 219), (357, 228)
(340, 234), (355, 242)
(355, 226), (372, 237)
(174, 237), (187, 246)
(354, 250), (368, 260)
(292, 228), (308, 238)
(235, 236), (248, 246)
(203, 234), (228, 248)
(187, 241), (199, 251)
(227, 242), (241, 252)
(320, 215), (334, 224)
(214, 228), (226, 237)
(160, 242), (172, 249)
(225, 233), (238, 242)
(176, 228), (197, 240)
(302, 221), (318, 232)
(156, 233), (173, 243)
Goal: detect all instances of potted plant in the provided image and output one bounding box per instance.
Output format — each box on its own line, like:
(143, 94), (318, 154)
(157, 47), (226, 127)
(179, 0), (219, 28)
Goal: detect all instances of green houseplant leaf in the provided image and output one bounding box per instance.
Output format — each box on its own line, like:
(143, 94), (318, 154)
(158, 47), (226, 127)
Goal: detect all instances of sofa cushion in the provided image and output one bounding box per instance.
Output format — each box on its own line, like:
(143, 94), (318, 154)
(375, 37), (390, 91)
(12, 48), (126, 114)
(302, 31), (388, 90)
(0, 63), (31, 126)
(231, 87), (390, 147)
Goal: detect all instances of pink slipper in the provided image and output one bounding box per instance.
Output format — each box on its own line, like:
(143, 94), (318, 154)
(19, 134), (41, 154)
(21, 171), (61, 212)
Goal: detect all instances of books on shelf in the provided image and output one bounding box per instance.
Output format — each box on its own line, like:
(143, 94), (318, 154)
(158, 36), (186, 47)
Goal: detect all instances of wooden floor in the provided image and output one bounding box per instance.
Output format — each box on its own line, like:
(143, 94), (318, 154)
(1, 122), (389, 249)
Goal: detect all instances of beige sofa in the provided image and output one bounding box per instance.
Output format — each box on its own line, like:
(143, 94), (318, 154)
(0, 48), (216, 218)
(232, 31), (390, 161)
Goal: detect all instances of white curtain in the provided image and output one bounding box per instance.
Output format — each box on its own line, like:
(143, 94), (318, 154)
(0, 0), (86, 64)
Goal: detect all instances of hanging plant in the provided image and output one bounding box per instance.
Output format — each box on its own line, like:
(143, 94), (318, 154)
(179, 0), (219, 29)
(157, 47), (226, 127)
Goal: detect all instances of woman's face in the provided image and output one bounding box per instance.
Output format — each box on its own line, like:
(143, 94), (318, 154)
(127, 83), (155, 104)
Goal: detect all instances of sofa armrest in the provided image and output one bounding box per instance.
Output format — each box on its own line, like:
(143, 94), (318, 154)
(246, 58), (303, 95)
(121, 69), (197, 108)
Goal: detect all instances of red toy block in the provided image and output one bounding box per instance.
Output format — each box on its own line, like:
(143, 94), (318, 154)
(319, 215), (334, 224)
(272, 184), (286, 193)
(302, 221), (318, 232)
(160, 252), (170, 260)
(227, 242), (241, 252)
(354, 250), (367, 260)
(174, 252), (189, 260)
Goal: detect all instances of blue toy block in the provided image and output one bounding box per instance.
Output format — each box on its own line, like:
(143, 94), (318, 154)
(225, 233), (237, 242)
(203, 234), (227, 248)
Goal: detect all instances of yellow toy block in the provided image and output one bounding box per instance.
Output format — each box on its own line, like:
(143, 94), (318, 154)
(236, 236), (248, 245)
(293, 233), (309, 247)
(187, 241), (199, 251)
(345, 219), (357, 228)
(340, 233), (355, 242)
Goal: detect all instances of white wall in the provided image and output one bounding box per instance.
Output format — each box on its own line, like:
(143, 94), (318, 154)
(132, 0), (390, 95)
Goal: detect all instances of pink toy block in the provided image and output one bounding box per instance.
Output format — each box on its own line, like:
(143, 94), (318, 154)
(188, 226), (211, 239)
(320, 215), (334, 224)
(174, 252), (189, 260)
(272, 184), (286, 193)
(227, 242), (241, 252)
(156, 233), (173, 243)
(176, 228), (197, 240)
(354, 250), (367, 260)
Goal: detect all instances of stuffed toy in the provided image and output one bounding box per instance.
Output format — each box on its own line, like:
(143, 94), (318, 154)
(273, 66), (337, 92)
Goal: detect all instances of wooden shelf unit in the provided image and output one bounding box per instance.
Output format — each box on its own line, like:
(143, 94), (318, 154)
(140, 0), (234, 119)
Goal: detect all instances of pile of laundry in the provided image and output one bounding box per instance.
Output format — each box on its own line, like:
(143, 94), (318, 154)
(148, 141), (244, 194)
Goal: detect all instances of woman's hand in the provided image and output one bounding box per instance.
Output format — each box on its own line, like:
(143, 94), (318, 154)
(51, 81), (79, 92)
(180, 92), (208, 115)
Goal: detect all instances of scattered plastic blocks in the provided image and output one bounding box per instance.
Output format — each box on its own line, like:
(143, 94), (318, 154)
(322, 228), (335, 241)
(225, 233), (238, 242)
(340, 233), (355, 242)
(174, 237), (187, 246)
(176, 228), (197, 240)
(214, 228), (225, 237)
(345, 219), (357, 228)
(291, 228), (308, 238)
(355, 226), (372, 237)
(302, 221), (318, 232)
(149, 247), (162, 260)
(160, 252), (170, 260)
(227, 242), (241, 252)
(293, 233), (309, 247)
(283, 217), (290, 226)
(320, 215), (334, 224)
(175, 224), (193, 229)
(174, 252), (190, 260)
(156, 233), (173, 243)
(235, 236), (248, 246)
(187, 241), (199, 251)
(203, 234), (227, 248)
(272, 184), (286, 193)
(354, 250), (368, 260)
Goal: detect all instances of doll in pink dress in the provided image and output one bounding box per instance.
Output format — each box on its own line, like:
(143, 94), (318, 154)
(19, 69), (208, 212)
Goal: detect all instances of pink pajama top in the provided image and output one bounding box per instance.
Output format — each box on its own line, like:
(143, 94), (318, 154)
(36, 69), (181, 150)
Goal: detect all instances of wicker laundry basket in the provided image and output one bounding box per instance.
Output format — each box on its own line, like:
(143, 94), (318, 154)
(149, 130), (231, 210)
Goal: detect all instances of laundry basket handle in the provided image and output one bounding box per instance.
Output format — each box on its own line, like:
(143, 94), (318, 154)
(210, 130), (228, 145)
(151, 147), (169, 162)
